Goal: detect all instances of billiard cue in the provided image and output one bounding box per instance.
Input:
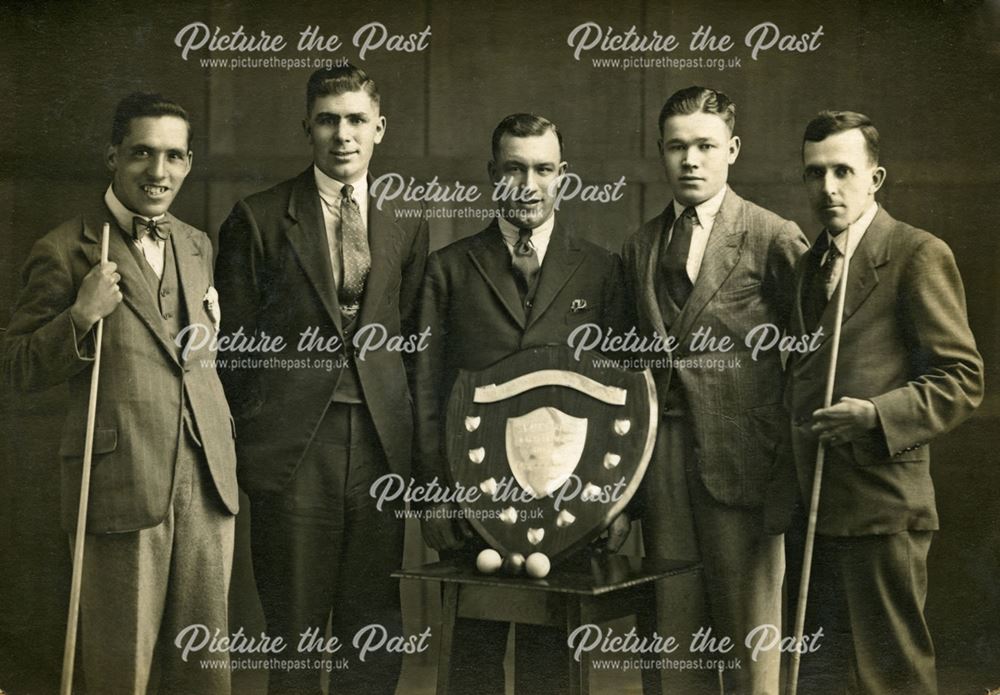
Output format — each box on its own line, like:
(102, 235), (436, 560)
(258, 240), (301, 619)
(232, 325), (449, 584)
(60, 222), (110, 695)
(787, 226), (851, 695)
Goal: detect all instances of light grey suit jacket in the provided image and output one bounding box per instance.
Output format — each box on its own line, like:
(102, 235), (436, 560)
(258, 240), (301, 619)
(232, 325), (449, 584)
(623, 186), (807, 508)
(785, 207), (983, 535)
(2, 204), (239, 533)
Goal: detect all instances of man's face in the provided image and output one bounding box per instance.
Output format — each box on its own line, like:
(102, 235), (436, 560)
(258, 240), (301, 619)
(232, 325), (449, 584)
(658, 112), (740, 207)
(106, 115), (192, 218)
(304, 90), (385, 184)
(488, 130), (567, 229)
(802, 129), (885, 232)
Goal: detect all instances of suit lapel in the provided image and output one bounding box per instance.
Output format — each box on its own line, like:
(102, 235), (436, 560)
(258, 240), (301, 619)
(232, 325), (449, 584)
(285, 168), (342, 335)
(791, 249), (813, 338)
(639, 208), (672, 339)
(357, 181), (405, 325)
(171, 220), (209, 359)
(525, 222), (585, 328)
(82, 208), (181, 367)
(672, 188), (746, 345)
(802, 207), (890, 362)
(467, 221), (526, 328)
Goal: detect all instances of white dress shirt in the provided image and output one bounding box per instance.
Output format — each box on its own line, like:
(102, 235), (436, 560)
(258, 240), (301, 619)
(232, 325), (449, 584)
(497, 213), (554, 265)
(104, 185), (166, 279)
(669, 184), (728, 285)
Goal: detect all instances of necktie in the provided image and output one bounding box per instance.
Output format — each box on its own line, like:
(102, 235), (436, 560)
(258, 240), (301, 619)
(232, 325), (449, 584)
(821, 242), (844, 300)
(132, 216), (170, 241)
(339, 184), (370, 321)
(661, 206), (697, 307)
(804, 233), (843, 328)
(511, 228), (540, 308)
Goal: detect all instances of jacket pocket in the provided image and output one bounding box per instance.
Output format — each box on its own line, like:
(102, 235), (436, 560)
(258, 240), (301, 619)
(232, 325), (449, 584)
(717, 282), (763, 301)
(850, 433), (924, 465)
(59, 427), (118, 458)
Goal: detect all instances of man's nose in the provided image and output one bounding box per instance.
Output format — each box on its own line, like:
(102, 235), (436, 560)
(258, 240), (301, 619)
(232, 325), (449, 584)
(822, 172), (837, 195)
(682, 146), (699, 167)
(333, 121), (352, 142)
(521, 169), (539, 192)
(147, 154), (167, 179)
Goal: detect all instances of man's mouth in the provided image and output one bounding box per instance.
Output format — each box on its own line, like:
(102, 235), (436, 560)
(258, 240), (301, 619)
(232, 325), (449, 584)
(333, 150), (359, 160)
(141, 185), (169, 197)
(679, 176), (703, 183)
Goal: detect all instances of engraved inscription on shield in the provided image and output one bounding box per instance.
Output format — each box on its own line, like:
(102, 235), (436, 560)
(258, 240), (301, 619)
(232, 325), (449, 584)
(506, 407), (587, 498)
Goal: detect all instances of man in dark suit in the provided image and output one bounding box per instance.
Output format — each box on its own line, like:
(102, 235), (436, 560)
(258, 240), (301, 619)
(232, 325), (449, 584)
(1, 92), (239, 694)
(786, 111), (983, 694)
(414, 113), (626, 694)
(622, 86), (807, 694)
(215, 65), (428, 695)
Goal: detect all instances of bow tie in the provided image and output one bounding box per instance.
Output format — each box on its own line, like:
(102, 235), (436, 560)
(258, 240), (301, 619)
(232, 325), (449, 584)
(132, 216), (170, 241)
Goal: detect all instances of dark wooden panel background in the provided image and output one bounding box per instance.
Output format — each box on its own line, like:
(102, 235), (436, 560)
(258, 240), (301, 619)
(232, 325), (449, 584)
(2, 1), (997, 692)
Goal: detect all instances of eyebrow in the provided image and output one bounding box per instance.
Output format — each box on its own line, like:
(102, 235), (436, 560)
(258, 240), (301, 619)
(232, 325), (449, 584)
(315, 111), (369, 119)
(665, 136), (715, 145)
(129, 143), (188, 154)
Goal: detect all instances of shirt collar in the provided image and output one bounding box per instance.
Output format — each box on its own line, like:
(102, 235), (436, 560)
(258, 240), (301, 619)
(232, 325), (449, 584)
(104, 184), (166, 234)
(671, 185), (727, 227)
(497, 212), (555, 246)
(314, 165), (368, 206)
(827, 201), (878, 260)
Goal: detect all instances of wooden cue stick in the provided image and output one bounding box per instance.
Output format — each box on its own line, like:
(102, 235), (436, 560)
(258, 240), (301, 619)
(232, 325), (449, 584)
(60, 221), (110, 695)
(787, 225), (852, 695)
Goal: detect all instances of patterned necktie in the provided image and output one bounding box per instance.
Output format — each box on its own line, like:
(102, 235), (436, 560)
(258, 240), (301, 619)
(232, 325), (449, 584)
(804, 233), (843, 328)
(821, 241), (844, 300)
(132, 216), (170, 241)
(511, 228), (540, 308)
(661, 206), (697, 307)
(339, 184), (370, 320)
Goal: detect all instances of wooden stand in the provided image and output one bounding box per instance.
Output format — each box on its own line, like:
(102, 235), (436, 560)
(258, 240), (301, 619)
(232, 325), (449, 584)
(395, 553), (699, 695)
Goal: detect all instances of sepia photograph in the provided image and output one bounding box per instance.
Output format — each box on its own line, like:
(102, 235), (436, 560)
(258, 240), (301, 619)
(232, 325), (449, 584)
(1, 1), (998, 693)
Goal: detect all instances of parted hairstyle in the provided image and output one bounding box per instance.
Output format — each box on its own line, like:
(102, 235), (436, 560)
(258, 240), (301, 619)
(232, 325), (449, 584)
(658, 86), (736, 135)
(306, 64), (381, 114)
(803, 110), (880, 164)
(490, 113), (564, 161)
(110, 92), (192, 149)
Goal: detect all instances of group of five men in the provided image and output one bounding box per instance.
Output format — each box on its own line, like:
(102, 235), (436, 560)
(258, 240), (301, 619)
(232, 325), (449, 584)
(1, 64), (983, 695)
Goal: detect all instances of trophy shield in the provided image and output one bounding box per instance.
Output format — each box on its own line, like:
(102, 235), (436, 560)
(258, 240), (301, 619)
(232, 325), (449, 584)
(445, 346), (657, 565)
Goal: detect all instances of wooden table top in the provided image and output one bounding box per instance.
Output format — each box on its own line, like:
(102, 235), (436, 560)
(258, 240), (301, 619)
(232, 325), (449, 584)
(394, 552), (699, 596)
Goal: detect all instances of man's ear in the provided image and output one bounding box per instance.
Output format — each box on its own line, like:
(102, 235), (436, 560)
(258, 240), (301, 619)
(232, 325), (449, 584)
(727, 135), (741, 164)
(870, 166), (886, 194)
(302, 119), (312, 142)
(487, 159), (498, 182)
(657, 138), (664, 158)
(373, 115), (386, 145)
(105, 144), (118, 173)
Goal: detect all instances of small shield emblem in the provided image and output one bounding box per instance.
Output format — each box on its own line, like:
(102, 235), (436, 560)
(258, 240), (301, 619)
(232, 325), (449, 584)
(506, 407), (587, 498)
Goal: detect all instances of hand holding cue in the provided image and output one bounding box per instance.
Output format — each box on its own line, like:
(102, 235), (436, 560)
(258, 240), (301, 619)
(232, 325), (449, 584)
(60, 222), (110, 695)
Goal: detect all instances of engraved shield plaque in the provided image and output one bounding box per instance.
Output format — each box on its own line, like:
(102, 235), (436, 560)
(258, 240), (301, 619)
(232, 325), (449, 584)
(446, 346), (657, 565)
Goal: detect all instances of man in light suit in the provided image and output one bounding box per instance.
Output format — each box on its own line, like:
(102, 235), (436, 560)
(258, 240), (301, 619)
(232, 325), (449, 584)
(622, 86), (807, 694)
(414, 113), (626, 694)
(786, 111), (983, 694)
(1, 92), (239, 694)
(215, 65), (428, 695)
